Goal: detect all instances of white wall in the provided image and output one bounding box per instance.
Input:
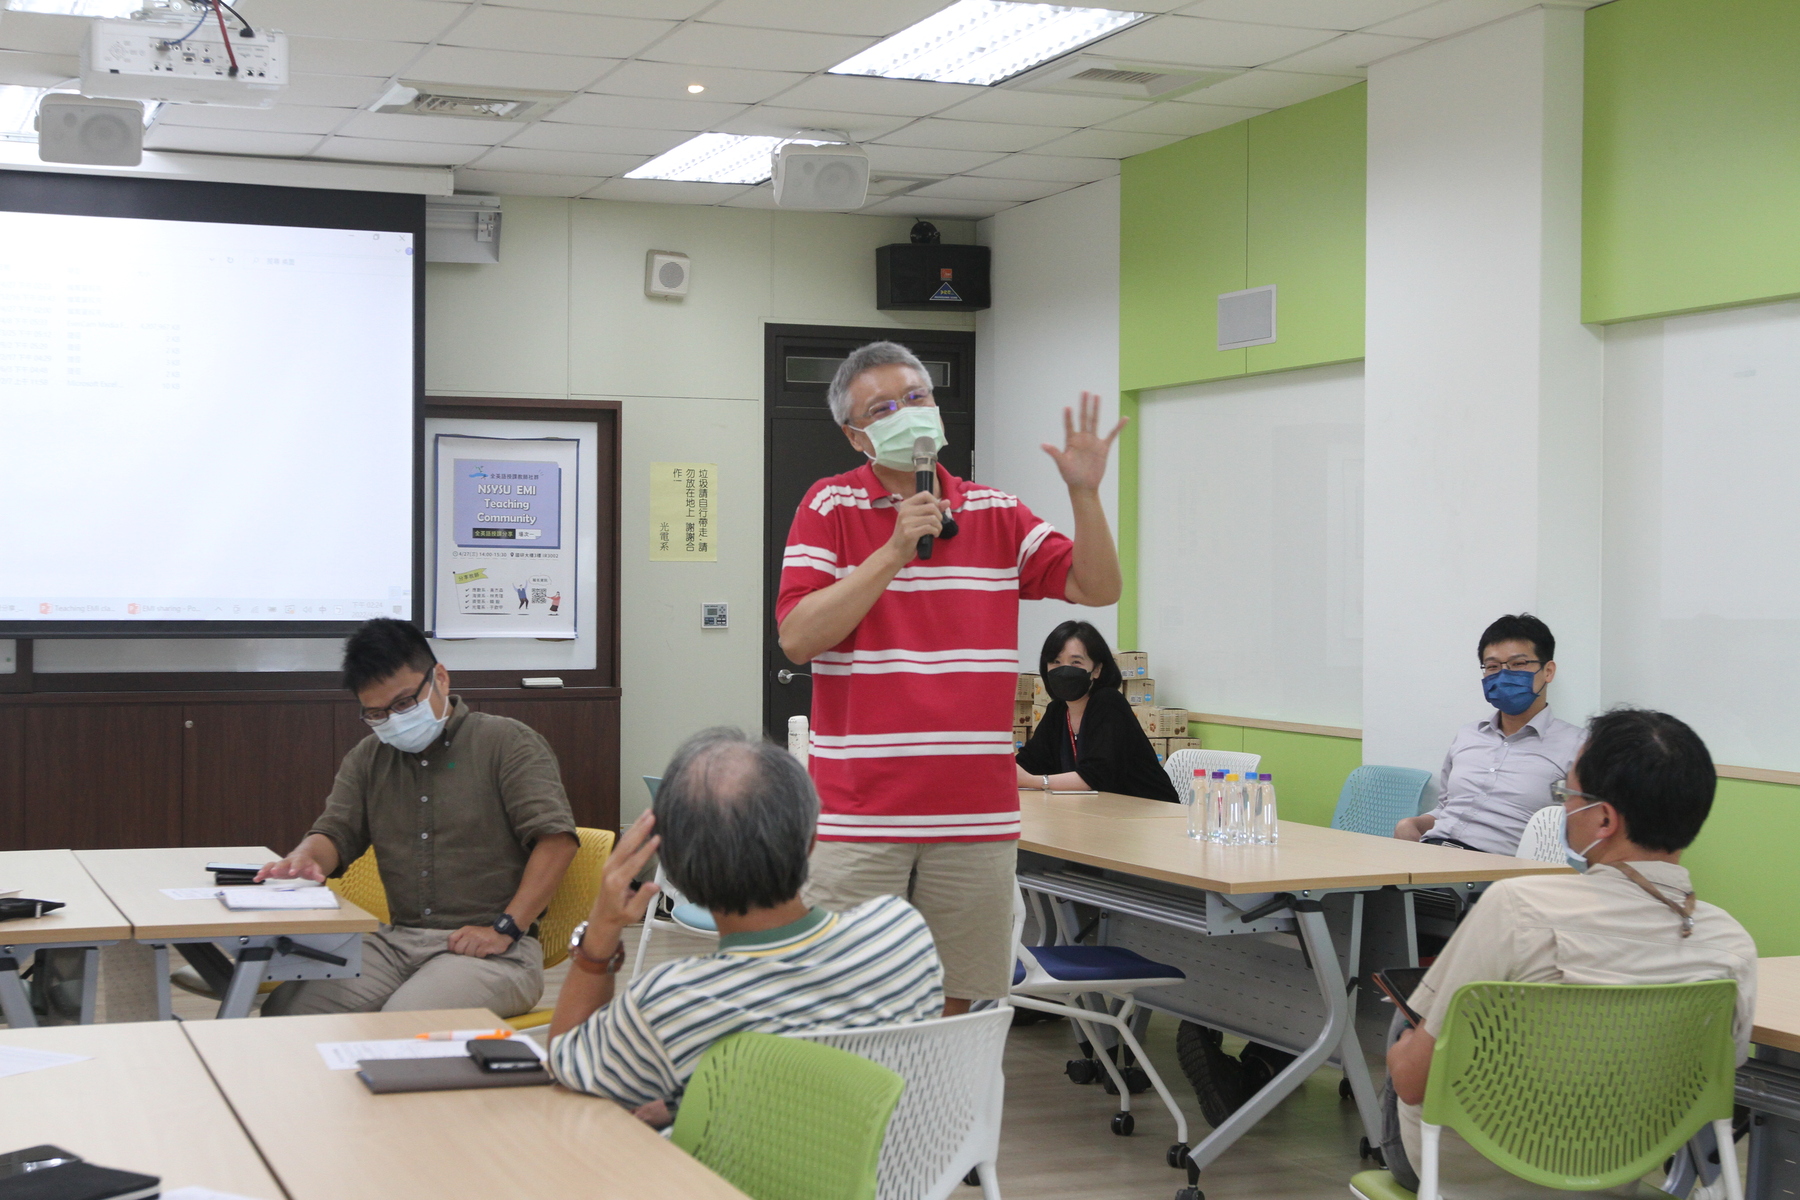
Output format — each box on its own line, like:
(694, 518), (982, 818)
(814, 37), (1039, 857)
(1362, 6), (1603, 773)
(974, 177), (1121, 668)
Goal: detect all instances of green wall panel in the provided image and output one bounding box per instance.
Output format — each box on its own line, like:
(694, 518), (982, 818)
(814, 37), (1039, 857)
(1246, 84), (1367, 374)
(1584, 0), (1800, 323)
(1192, 722), (1246, 753)
(1116, 389), (1140, 651)
(1682, 776), (1800, 957)
(1240, 728), (1362, 829)
(1119, 122), (1247, 393)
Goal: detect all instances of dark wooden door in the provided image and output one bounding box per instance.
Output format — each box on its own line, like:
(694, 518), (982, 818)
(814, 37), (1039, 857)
(473, 697), (619, 832)
(182, 702), (339, 851)
(761, 325), (976, 742)
(0, 706), (22, 850)
(23, 705), (183, 849)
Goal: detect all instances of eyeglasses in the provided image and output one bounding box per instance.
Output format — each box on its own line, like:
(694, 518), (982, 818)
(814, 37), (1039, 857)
(360, 671), (436, 726)
(1480, 657), (1541, 677)
(1551, 781), (1606, 808)
(853, 389), (933, 427)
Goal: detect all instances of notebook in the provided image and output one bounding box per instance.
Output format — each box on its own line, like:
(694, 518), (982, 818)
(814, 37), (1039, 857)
(356, 1055), (550, 1094)
(218, 887), (339, 911)
(0, 1150), (157, 1200)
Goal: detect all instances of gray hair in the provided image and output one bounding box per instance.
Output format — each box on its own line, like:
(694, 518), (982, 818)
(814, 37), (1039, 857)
(826, 340), (930, 425)
(653, 727), (819, 916)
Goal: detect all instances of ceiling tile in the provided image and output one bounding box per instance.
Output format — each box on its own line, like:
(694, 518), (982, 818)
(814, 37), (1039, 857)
(1030, 128), (1186, 158)
(584, 177), (753, 204)
(862, 195), (1015, 219)
(281, 73), (391, 109)
(1092, 15), (1338, 67)
(642, 23), (876, 74)
(438, 8), (675, 59)
(861, 144), (1008, 174)
(405, 45), (618, 91)
(586, 60), (807, 105)
(0, 12), (85, 57)
(773, 73), (980, 118)
(142, 127), (325, 156)
(966, 153), (1120, 183)
(875, 119), (1073, 153)
(506, 120), (689, 155)
(1368, 0), (1546, 38)
(549, 93), (748, 130)
(335, 111), (520, 145)
(287, 36), (424, 79)
(911, 176), (1075, 203)
(314, 136), (488, 166)
(158, 104), (353, 135)
(931, 89), (1149, 128)
(720, 183), (781, 209)
(234, 0), (466, 43)
(466, 145), (647, 176)
(715, 106), (911, 141)
(488, 0), (713, 18)
(1176, 0), (1437, 29)
(695, 0), (949, 37)
(1174, 68), (1361, 109)
(457, 167), (609, 196)
(1267, 31), (1425, 74)
(0, 49), (79, 87)
(1098, 99), (1263, 136)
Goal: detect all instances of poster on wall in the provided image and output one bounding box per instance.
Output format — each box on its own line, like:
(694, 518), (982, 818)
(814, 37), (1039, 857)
(649, 462), (718, 562)
(432, 435), (578, 639)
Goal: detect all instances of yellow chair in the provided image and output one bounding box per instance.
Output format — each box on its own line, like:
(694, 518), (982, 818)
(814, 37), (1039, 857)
(326, 827), (615, 1030)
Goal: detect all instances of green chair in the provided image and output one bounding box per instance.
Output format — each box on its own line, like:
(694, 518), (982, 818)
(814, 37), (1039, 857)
(1350, 980), (1742, 1200)
(671, 1032), (906, 1200)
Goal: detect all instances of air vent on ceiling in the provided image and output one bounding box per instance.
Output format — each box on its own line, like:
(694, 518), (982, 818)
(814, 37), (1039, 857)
(1002, 54), (1240, 100)
(371, 82), (568, 123)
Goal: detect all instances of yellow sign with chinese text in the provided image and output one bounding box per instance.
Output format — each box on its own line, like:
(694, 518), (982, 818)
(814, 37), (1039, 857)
(650, 462), (718, 561)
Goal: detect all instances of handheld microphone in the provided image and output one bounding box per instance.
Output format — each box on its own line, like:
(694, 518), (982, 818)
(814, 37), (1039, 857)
(913, 435), (936, 560)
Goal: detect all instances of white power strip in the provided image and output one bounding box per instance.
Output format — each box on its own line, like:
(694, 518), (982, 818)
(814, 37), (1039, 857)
(82, 17), (288, 109)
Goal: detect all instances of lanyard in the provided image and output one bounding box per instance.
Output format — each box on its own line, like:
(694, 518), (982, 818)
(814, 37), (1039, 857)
(1065, 711), (1080, 766)
(1614, 861), (1697, 938)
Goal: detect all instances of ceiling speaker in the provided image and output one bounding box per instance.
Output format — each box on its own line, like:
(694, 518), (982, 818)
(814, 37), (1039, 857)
(772, 142), (869, 211)
(37, 94), (143, 167)
(645, 250), (689, 299)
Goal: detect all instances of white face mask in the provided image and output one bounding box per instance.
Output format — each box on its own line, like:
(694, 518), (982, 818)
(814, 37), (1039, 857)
(1563, 800), (1605, 871)
(373, 680), (446, 754)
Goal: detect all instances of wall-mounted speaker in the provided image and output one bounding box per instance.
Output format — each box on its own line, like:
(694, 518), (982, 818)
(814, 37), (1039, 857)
(37, 94), (143, 167)
(645, 250), (689, 299)
(772, 142), (869, 211)
(1217, 284), (1277, 350)
(876, 242), (990, 311)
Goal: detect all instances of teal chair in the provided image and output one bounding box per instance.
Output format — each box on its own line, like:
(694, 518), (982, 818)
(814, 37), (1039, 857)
(672, 1032), (906, 1200)
(1332, 765), (1434, 837)
(1349, 980), (1743, 1200)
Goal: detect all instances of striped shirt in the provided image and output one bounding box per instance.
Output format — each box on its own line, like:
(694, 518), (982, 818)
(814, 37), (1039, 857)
(777, 463), (1075, 842)
(547, 896), (943, 1108)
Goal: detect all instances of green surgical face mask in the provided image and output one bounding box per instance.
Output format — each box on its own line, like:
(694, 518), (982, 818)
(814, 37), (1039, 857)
(853, 405), (947, 471)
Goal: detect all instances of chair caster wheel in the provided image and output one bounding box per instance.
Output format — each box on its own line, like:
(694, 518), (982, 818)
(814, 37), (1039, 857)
(1066, 1058), (1098, 1084)
(1166, 1143), (1189, 1169)
(1175, 1188), (1203, 1200)
(1111, 1111), (1135, 1136)
(1340, 1077), (1353, 1100)
(964, 1168), (981, 1186)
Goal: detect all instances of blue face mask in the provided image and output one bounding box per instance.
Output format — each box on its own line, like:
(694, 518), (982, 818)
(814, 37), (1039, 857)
(1482, 668), (1540, 716)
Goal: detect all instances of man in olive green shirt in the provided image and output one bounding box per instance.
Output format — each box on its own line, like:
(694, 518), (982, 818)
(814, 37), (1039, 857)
(260, 619), (578, 1017)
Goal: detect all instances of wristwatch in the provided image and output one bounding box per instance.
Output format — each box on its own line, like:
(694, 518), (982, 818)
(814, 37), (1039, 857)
(569, 919), (626, 976)
(492, 912), (525, 944)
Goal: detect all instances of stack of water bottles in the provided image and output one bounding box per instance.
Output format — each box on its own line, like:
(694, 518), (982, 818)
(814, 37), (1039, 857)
(1186, 769), (1279, 844)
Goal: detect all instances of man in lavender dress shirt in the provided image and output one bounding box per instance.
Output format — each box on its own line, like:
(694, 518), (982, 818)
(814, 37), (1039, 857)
(1395, 614), (1585, 855)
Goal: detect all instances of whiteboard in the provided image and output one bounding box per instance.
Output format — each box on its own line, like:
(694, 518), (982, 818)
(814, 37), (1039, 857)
(1603, 299), (1800, 771)
(1137, 362), (1363, 728)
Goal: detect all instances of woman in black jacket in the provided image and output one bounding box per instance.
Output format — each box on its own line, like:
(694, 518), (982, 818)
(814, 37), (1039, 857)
(1015, 620), (1179, 803)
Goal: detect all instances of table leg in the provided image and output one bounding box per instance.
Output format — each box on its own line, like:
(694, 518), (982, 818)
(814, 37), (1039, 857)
(155, 945), (173, 1022)
(0, 955), (37, 1029)
(77, 947), (100, 1025)
(215, 946), (272, 1020)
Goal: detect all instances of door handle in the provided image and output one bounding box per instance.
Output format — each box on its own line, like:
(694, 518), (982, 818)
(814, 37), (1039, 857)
(777, 670), (811, 685)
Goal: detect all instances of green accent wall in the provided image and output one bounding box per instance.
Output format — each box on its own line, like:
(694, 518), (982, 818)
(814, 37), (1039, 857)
(1583, 0), (1800, 323)
(1190, 723), (1363, 830)
(1119, 83), (1366, 393)
(1116, 389), (1140, 651)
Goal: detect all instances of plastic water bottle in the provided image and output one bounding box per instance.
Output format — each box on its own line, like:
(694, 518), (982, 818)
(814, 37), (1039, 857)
(1204, 771), (1226, 842)
(1224, 773), (1248, 844)
(1255, 773), (1279, 843)
(1186, 769), (1205, 839)
(787, 714), (809, 767)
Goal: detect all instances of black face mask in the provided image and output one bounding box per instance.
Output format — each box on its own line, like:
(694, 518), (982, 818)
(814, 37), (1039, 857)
(1044, 665), (1094, 702)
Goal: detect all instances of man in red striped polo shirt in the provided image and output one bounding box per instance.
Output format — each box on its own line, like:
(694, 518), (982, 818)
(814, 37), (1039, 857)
(777, 341), (1123, 1013)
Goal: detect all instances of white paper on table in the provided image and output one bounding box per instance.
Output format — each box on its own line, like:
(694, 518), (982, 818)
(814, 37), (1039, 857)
(0, 1045), (90, 1079)
(165, 1188), (273, 1200)
(0, 887), (18, 897)
(314, 1037), (546, 1071)
(161, 887), (224, 901)
(218, 888), (340, 911)
(262, 878), (324, 891)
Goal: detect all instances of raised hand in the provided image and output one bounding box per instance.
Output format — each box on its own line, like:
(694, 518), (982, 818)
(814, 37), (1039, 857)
(1042, 391), (1126, 494)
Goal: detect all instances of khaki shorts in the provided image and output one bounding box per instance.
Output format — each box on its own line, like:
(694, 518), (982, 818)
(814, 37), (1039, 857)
(804, 839), (1017, 1002)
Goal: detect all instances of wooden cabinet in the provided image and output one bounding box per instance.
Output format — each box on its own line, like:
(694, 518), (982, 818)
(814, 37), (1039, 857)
(22, 704), (183, 849)
(0, 707), (22, 850)
(181, 702), (339, 852)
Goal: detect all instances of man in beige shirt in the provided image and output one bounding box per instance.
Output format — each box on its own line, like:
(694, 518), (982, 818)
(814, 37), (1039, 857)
(1381, 706), (1757, 1193)
(259, 619), (578, 1017)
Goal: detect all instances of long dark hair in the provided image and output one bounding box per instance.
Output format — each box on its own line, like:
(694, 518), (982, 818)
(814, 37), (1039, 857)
(1038, 620), (1122, 691)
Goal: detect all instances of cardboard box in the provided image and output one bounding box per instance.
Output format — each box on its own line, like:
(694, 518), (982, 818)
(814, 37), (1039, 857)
(1013, 725), (1031, 751)
(1131, 704), (1156, 734)
(1165, 737), (1202, 755)
(1159, 708), (1190, 737)
(1014, 699), (1036, 723)
(1031, 703), (1048, 727)
(1016, 674), (1037, 701)
(1116, 651), (1150, 678)
(1123, 677), (1156, 706)
(1033, 676), (1048, 703)
(1147, 737), (1168, 764)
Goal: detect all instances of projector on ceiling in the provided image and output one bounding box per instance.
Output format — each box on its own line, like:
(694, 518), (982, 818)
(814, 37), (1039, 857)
(773, 142), (869, 211)
(81, 16), (288, 109)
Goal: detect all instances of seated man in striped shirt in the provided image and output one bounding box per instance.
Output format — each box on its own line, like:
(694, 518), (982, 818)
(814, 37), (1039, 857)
(547, 727), (944, 1125)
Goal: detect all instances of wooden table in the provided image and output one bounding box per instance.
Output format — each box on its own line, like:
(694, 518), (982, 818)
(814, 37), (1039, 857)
(75, 846), (378, 1020)
(185, 1007), (749, 1200)
(1741, 958), (1800, 1200)
(1016, 789), (1569, 1181)
(0, 849), (132, 1026)
(0, 1020), (285, 1197)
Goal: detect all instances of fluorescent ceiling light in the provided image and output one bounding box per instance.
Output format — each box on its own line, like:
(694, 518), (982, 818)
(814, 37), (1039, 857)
(0, 85), (162, 141)
(626, 132), (824, 185)
(829, 0), (1151, 88)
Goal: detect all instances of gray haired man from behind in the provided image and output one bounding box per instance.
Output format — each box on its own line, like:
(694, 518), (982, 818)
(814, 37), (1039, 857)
(546, 727), (944, 1127)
